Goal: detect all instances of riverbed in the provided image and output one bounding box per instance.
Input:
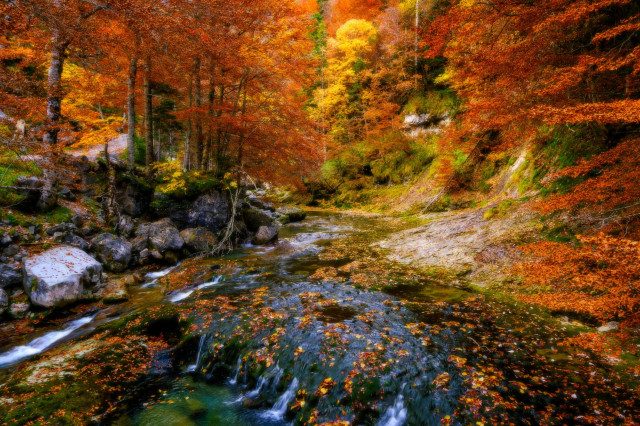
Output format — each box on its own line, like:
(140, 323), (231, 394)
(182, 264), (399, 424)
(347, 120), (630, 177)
(1, 212), (638, 425)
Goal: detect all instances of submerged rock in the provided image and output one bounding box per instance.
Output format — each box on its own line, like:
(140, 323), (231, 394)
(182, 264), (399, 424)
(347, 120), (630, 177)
(242, 206), (274, 233)
(253, 225), (278, 245)
(91, 233), (132, 272)
(23, 246), (103, 308)
(276, 206), (307, 223)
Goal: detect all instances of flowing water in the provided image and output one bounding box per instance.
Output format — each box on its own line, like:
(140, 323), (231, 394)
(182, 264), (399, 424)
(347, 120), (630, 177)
(2, 212), (638, 424)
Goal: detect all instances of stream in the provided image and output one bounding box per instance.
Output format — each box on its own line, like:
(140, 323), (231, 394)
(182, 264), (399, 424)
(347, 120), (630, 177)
(1, 212), (638, 425)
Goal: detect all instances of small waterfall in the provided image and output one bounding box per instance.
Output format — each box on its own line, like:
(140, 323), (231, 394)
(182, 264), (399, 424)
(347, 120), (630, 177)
(0, 315), (95, 368)
(186, 334), (207, 373)
(262, 378), (299, 420)
(228, 356), (242, 385)
(169, 276), (222, 303)
(377, 388), (408, 426)
(142, 265), (179, 288)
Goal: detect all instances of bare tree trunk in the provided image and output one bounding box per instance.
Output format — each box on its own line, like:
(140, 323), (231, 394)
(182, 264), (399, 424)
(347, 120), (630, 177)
(127, 57), (138, 168)
(184, 74), (193, 171)
(43, 30), (69, 145)
(144, 57), (154, 174)
(193, 57), (203, 170)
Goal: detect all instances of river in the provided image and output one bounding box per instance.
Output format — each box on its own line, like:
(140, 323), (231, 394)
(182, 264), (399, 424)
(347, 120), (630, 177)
(1, 212), (638, 424)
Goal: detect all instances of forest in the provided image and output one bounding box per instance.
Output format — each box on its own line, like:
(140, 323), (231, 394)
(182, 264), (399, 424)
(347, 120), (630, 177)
(0, 0), (639, 424)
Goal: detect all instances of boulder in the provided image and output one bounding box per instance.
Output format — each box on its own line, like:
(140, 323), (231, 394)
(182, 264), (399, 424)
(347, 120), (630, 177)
(15, 176), (58, 212)
(98, 278), (130, 304)
(59, 233), (90, 251)
(242, 206), (275, 233)
(247, 197), (275, 212)
(187, 192), (230, 231)
(181, 228), (217, 253)
(23, 246), (103, 308)
(116, 215), (136, 238)
(137, 219), (184, 262)
(0, 264), (23, 289)
(46, 223), (77, 236)
(117, 180), (153, 218)
(91, 233), (132, 272)
(253, 225), (278, 245)
(276, 206), (307, 223)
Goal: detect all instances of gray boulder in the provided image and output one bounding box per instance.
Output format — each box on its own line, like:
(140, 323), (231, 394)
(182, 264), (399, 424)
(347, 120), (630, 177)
(116, 214), (136, 238)
(91, 233), (132, 272)
(276, 206), (307, 223)
(253, 225), (278, 245)
(46, 223), (77, 236)
(137, 219), (184, 262)
(242, 207), (275, 233)
(23, 246), (103, 308)
(187, 193), (230, 231)
(117, 180), (152, 218)
(0, 264), (23, 289)
(15, 176), (58, 212)
(59, 233), (90, 251)
(181, 228), (217, 253)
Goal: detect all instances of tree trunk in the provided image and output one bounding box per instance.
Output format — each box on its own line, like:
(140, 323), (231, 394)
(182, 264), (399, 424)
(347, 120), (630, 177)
(184, 74), (193, 171)
(43, 30), (69, 145)
(193, 57), (203, 170)
(144, 57), (154, 174)
(127, 57), (138, 168)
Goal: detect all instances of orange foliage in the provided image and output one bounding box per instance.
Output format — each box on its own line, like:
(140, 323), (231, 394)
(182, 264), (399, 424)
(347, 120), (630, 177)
(516, 235), (640, 327)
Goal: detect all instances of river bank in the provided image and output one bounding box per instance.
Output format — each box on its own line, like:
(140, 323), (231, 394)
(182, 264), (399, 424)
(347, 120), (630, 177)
(1, 210), (638, 425)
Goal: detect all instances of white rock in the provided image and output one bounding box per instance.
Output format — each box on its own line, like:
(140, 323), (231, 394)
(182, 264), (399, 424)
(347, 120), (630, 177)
(23, 246), (102, 308)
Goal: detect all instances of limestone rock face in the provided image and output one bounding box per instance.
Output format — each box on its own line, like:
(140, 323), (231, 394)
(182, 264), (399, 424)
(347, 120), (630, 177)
(23, 246), (103, 308)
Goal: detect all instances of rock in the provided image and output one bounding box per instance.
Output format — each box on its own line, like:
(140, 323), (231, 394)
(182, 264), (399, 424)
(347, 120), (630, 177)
(99, 278), (129, 304)
(23, 246), (103, 308)
(180, 228), (217, 253)
(146, 219), (184, 256)
(60, 233), (90, 251)
(0, 233), (12, 246)
(58, 186), (75, 201)
(91, 233), (132, 272)
(186, 193), (230, 231)
(46, 223), (77, 236)
(116, 215), (136, 238)
(598, 321), (619, 333)
(0, 264), (23, 289)
(247, 197), (275, 212)
(276, 206), (307, 223)
(117, 179), (153, 218)
(242, 206), (275, 233)
(131, 236), (148, 253)
(139, 249), (151, 265)
(2, 244), (19, 257)
(9, 302), (29, 318)
(71, 215), (84, 228)
(253, 225), (278, 245)
(135, 219), (184, 263)
(0, 288), (8, 311)
(15, 176), (58, 212)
